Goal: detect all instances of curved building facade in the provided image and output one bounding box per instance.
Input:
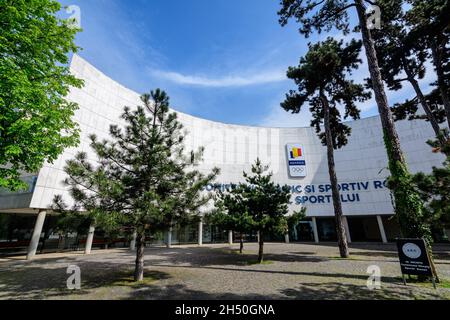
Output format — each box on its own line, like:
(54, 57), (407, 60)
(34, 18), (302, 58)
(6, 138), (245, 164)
(0, 55), (447, 256)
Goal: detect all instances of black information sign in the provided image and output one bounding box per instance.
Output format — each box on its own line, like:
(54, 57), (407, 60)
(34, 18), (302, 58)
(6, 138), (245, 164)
(396, 238), (433, 277)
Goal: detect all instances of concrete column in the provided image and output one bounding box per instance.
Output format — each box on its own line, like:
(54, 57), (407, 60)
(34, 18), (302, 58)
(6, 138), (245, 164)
(312, 217), (319, 243)
(343, 216), (352, 243)
(166, 227), (172, 248)
(130, 231), (137, 250)
(198, 219), (203, 246)
(84, 224), (95, 254)
(27, 210), (47, 260)
(377, 215), (388, 243)
(228, 230), (233, 245)
(285, 233), (290, 244)
(292, 225), (298, 240)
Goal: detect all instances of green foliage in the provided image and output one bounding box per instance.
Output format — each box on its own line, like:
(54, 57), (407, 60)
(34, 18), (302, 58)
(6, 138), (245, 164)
(94, 210), (128, 240)
(281, 38), (370, 148)
(209, 159), (292, 236)
(278, 0), (354, 37)
(274, 208), (307, 239)
(391, 92), (447, 124)
(406, 0), (450, 126)
(281, 37), (368, 258)
(208, 185), (254, 234)
(53, 89), (219, 279)
(54, 210), (91, 236)
(239, 159), (292, 235)
(277, 0), (434, 248)
(209, 159), (291, 259)
(412, 142), (450, 231)
(371, 0), (424, 91)
(384, 133), (432, 244)
(55, 89), (218, 234)
(286, 208), (307, 230)
(0, 0), (84, 191)
(371, 0), (448, 139)
(368, 0), (450, 242)
(406, 0), (450, 50)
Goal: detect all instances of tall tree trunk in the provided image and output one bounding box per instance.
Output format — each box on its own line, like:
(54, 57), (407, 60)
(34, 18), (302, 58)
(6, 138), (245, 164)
(58, 234), (66, 252)
(355, 0), (426, 238)
(403, 58), (448, 148)
(355, 0), (405, 165)
(430, 40), (450, 129)
(320, 92), (350, 258)
(134, 232), (145, 282)
(239, 233), (244, 254)
(257, 230), (264, 263)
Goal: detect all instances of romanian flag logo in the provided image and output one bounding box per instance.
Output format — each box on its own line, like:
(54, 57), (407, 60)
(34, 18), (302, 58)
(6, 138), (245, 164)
(290, 147), (303, 159)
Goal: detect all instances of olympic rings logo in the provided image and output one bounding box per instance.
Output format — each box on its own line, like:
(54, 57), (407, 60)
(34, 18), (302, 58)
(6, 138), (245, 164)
(291, 167), (305, 173)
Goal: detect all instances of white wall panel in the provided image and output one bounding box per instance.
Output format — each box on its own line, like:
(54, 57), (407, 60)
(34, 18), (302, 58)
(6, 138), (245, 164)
(27, 55), (445, 218)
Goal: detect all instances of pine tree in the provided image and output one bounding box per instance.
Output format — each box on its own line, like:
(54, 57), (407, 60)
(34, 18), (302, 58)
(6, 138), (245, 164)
(54, 89), (219, 281)
(281, 38), (371, 258)
(208, 188), (255, 254)
(371, 0), (449, 152)
(403, 1), (450, 255)
(278, 0), (428, 247)
(286, 208), (307, 236)
(240, 159), (291, 263)
(406, 0), (450, 128)
(413, 145), (450, 235)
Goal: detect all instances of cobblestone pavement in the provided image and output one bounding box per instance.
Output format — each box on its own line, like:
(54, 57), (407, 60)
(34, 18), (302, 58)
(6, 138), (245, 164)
(1, 243), (450, 300)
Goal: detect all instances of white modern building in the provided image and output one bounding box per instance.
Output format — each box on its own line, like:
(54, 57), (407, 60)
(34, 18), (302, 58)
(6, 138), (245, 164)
(0, 55), (447, 258)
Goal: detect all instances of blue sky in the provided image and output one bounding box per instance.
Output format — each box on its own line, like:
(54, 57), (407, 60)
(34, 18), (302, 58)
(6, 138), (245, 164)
(59, 0), (435, 127)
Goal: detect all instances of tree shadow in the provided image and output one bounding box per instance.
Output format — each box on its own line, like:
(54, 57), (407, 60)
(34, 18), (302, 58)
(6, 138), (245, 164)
(298, 242), (449, 253)
(257, 252), (327, 263)
(286, 251), (317, 255)
(350, 250), (450, 260)
(350, 251), (399, 259)
(121, 246), (332, 267)
(2, 243), (449, 300)
(125, 284), (275, 300)
(0, 260), (170, 300)
(298, 242), (398, 252)
(432, 251), (450, 260)
(149, 263), (402, 285)
(279, 282), (447, 300)
(124, 280), (447, 300)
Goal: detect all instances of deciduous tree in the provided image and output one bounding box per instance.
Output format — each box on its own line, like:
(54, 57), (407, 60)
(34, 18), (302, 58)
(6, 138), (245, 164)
(0, 0), (83, 190)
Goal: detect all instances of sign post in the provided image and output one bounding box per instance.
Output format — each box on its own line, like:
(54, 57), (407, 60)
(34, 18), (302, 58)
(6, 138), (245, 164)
(396, 238), (437, 289)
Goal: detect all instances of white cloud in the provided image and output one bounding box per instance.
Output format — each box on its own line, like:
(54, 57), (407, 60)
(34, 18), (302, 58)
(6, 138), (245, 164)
(150, 69), (287, 87)
(259, 104), (313, 128)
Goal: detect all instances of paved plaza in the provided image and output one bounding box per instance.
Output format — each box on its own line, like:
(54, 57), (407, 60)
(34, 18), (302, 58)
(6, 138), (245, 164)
(1, 243), (450, 300)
